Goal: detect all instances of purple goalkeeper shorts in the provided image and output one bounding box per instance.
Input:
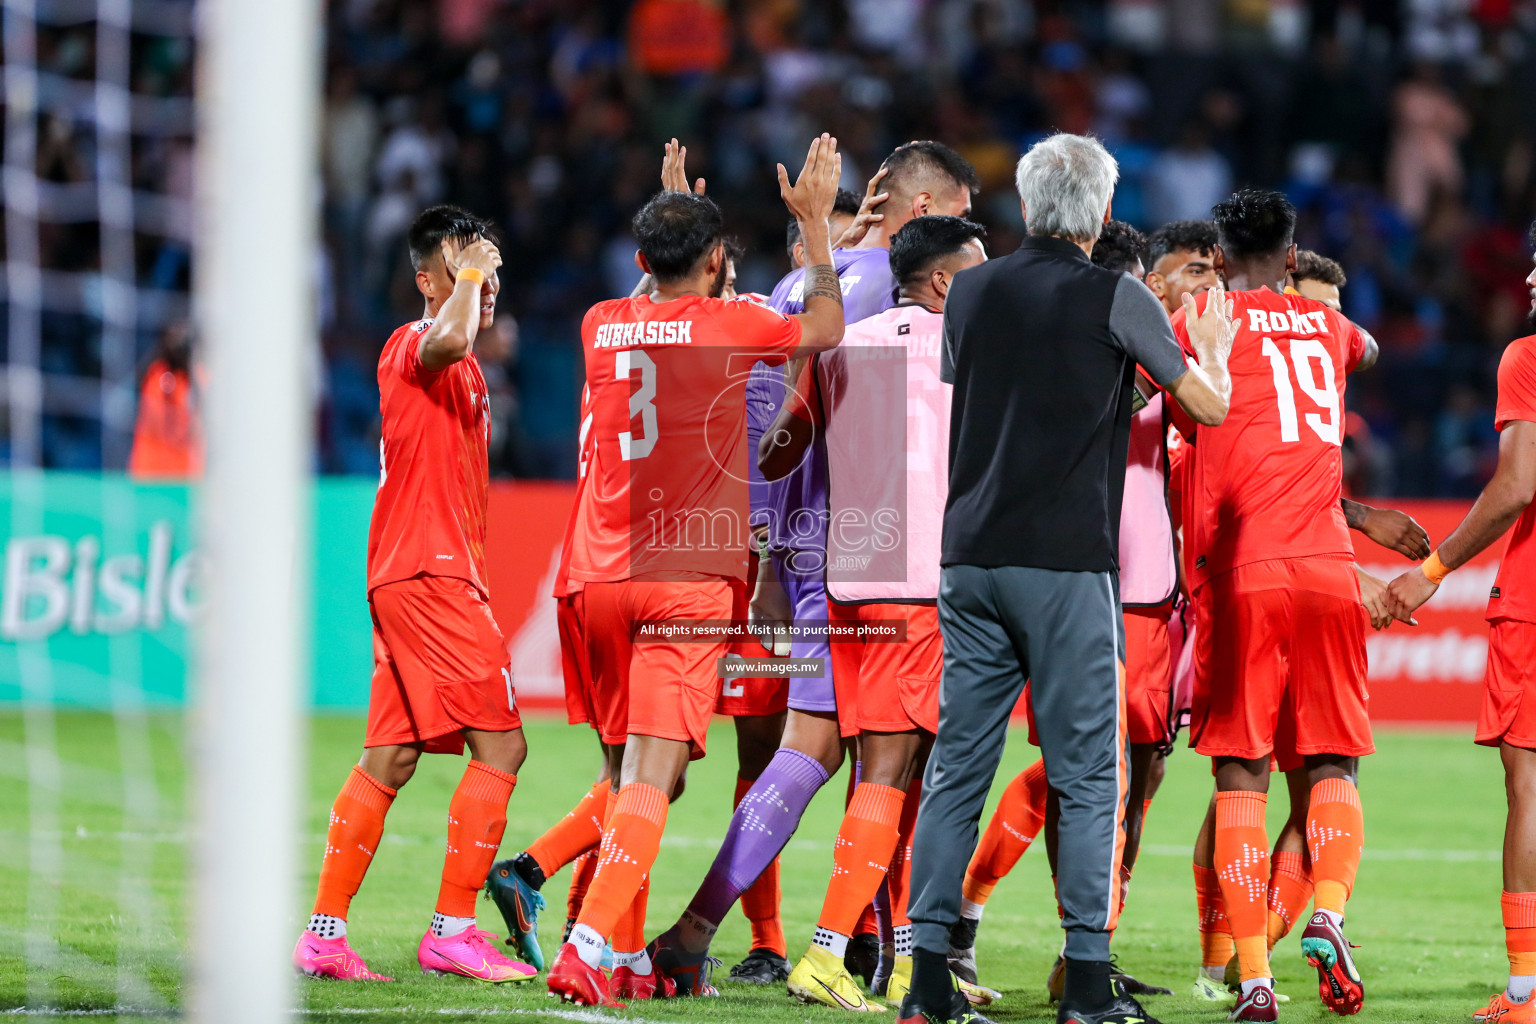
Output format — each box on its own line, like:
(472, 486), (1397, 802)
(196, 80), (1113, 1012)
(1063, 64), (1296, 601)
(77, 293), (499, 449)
(776, 550), (836, 713)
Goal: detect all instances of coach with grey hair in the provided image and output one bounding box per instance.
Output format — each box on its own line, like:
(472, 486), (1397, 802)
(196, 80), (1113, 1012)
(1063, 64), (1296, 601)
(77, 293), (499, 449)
(898, 134), (1237, 1024)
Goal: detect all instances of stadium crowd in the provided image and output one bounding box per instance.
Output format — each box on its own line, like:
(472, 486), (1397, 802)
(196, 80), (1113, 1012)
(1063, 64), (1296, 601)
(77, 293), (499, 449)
(13, 0), (1536, 492)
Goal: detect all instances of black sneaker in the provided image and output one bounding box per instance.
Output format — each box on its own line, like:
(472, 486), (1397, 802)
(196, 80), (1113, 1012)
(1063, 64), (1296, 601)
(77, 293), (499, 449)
(948, 917), (979, 985)
(1110, 955), (1173, 997)
(726, 947), (790, 985)
(899, 985), (998, 1024)
(846, 932), (882, 989)
(1058, 979), (1164, 1024)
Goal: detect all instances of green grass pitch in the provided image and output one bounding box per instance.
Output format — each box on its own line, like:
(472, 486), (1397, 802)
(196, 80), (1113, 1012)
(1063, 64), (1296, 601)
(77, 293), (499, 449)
(0, 711), (1511, 1022)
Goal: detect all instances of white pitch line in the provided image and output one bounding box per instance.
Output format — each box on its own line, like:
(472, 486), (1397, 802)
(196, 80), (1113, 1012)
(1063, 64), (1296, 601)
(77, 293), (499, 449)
(1141, 843), (1500, 862)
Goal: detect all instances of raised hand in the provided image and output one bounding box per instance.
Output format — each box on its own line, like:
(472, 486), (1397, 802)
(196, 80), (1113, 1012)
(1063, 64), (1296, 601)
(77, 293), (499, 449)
(661, 138), (706, 195)
(833, 165), (889, 249)
(1183, 277), (1237, 360)
(777, 133), (841, 228)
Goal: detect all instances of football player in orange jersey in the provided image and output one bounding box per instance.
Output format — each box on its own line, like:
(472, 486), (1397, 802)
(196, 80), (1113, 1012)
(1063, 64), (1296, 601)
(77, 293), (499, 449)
(1171, 190), (1421, 1020)
(293, 206), (536, 986)
(1386, 225), (1536, 1024)
(544, 135), (849, 1006)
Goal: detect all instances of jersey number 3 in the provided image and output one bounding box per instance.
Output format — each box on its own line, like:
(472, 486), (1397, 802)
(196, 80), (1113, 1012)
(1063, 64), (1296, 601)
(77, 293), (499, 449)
(1261, 336), (1339, 445)
(617, 349), (658, 461)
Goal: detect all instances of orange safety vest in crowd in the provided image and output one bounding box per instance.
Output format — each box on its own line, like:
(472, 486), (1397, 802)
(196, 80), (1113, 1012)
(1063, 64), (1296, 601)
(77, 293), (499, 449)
(128, 360), (204, 478)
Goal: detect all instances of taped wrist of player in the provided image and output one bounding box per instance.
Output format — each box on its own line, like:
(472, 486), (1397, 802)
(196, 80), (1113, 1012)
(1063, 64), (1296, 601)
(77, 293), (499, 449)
(456, 266), (484, 286)
(1422, 549), (1451, 584)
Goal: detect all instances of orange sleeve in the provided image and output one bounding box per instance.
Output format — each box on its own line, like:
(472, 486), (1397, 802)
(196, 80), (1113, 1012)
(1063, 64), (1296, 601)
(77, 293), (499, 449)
(1342, 318), (1370, 374)
(714, 299), (803, 358)
(1496, 337), (1536, 431)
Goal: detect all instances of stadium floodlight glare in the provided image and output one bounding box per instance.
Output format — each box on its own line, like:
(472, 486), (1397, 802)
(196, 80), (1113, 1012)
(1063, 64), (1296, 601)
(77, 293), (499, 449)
(191, 0), (319, 1018)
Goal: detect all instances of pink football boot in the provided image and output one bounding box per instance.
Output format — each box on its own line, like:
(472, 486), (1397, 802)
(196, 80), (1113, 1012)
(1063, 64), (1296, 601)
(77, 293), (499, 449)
(293, 931), (393, 981)
(418, 926), (538, 982)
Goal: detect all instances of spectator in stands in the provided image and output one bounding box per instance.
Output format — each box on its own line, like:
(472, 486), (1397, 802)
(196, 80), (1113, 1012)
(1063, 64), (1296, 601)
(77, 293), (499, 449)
(129, 322), (202, 479)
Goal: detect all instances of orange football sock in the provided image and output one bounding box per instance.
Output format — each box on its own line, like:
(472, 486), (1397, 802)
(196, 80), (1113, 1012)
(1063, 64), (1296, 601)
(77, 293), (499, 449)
(733, 776), (787, 956)
(575, 782), (669, 941)
(889, 778), (920, 925)
(1215, 790), (1270, 982)
(313, 765), (396, 920)
(1504, 891), (1536, 978)
(1306, 778), (1363, 916)
(962, 758), (1047, 908)
(815, 783), (905, 939)
(527, 778), (609, 880)
(1194, 863), (1234, 969)
(436, 760), (516, 918)
(612, 872), (651, 956)
(1266, 850), (1313, 948)
(566, 848), (597, 922)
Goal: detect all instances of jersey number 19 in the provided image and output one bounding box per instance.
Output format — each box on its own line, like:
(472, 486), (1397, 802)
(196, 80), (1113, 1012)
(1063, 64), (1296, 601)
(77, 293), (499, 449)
(1260, 336), (1339, 445)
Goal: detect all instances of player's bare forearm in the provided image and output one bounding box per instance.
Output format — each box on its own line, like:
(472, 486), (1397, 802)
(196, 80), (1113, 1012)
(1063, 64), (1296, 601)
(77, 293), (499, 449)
(1167, 363), (1230, 426)
(419, 279), (482, 370)
(1352, 331), (1380, 374)
(1343, 500), (1432, 559)
(1438, 422), (1536, 570)
(758, 403), (813, 481)
(791, 223), (844, 355)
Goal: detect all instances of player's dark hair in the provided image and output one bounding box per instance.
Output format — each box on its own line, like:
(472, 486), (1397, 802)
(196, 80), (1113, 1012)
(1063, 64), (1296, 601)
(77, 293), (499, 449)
(1293, 249), (1347, 287)
(1090, 219), (1147, 275)
(1146, 219), (1216, 268)
(784, 188), (863, 259)
(1527, 218), (1536, 254)
(1212, 189), (1296, 261)
(407, 205), (496, 271)
(888, 215), (987, 287)
(881, 140), (981, 203)
(724, 236), (746, 265)
(632, 191), (725, 284)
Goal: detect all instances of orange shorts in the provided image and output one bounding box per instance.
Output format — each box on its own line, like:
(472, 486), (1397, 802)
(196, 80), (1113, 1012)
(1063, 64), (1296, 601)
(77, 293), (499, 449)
(365, 575), (521, 755)
(829, 601), (942, 738)
(582, 578), (732, 760)
(1124, 605), (1173, 746)
(1191, 557), (1373, 765)
(557, 592), (595, 729)
(716, 572), (790, 718)
(1477, 619), (1536, 749)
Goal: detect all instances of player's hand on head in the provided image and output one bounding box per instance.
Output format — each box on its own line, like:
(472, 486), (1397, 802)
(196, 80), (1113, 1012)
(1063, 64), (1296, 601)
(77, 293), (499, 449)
(453, 238), (502, 279)
(834, 166), (889, 249)
(1361, 507), (1432, 560)
(777, 133), (841, 226)
(661, 138), (706, 196)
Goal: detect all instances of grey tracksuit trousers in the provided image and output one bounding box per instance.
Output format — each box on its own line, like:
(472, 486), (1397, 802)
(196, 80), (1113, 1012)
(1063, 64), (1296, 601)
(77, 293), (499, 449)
(907, 563), (1129, 962)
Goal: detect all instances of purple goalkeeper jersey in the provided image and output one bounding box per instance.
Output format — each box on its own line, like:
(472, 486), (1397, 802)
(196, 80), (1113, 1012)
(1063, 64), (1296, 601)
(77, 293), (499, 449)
(746, 247), (898, 554)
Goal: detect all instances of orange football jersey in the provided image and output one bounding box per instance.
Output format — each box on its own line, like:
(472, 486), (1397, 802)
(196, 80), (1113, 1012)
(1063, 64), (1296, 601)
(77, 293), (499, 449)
(1489, 334), (1536, 624)
(569, 293), (802, 582)
(1172, 287), (1369, 590)
(367, 318), (492, 597)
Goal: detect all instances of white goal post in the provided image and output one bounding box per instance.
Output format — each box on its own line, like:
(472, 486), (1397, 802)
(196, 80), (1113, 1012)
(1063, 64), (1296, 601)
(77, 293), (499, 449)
(191, 0), (320, 1019)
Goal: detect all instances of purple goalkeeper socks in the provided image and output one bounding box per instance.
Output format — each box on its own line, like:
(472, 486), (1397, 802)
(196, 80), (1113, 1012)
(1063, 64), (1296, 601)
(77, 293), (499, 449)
(686, 747), (830, 927)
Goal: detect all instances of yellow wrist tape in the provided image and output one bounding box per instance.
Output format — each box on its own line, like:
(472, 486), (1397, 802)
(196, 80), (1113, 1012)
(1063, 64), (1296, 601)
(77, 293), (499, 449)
(1422, 550), (1451, 584)
(456, 266), (484, 285)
